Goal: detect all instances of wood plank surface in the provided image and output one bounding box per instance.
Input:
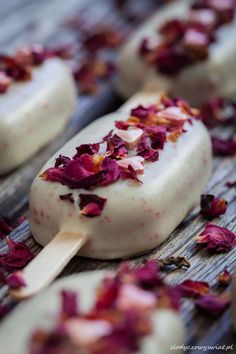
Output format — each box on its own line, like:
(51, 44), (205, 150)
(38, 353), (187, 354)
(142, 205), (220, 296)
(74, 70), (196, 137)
(0, 0), (235, 353)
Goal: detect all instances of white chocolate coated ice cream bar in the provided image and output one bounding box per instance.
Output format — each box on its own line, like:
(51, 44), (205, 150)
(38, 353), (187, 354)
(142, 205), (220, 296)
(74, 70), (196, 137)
(117, 0), (236, 105)
(0, 270), (184, 354)
(29, 92), (212, 260)
(0, 58), (77, 175)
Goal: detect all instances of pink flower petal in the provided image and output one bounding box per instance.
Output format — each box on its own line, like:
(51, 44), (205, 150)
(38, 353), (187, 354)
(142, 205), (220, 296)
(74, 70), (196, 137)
(197, 223), (236, 252)
(190, 9), (217, 28)
(116, 283), (157, 310)
(65, 318), (112, 346)
(6, 271), (26, 289)
(156, 107), (188, 121)
(116, 128), (143, 149)
(183, 29), (209, 47)
(79, 193), (107, 217)
(117, 156), (144, 174)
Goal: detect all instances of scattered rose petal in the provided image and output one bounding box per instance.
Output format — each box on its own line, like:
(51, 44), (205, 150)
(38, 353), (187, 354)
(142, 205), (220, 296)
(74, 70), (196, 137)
(0, 237), (34, 272)
(95, 276), (120, 310)
(6, 271), (26, 289)
(79, 194), (107, 217)
(195, 293), (230, 316)
(178, 279), (209, 297)
(82, 27), (123, 53)
(120, 164), (143, 183)
(159, 256), (191, 270)
(117, 156), (144, 174)
(197, 223), (236, 252)
(115, 128), (143, 149)
(106, 134), (128, 159)
(73, 144), (100, 159)
(216, 269), (232, 286)
(200, 194), (228, 218)
(134, 260), (162, 289)
(116, 283), (157, 310)
(0, 218), (13, 239)
(0, 72), (11, 94)
(54, 154), (71, 168)
(61, 289), (78, 317)
(226, 181), (236, 188)
(212, 136), (236, 156)
(136, 136), (159, 162)
(65, 318), (112, 346)
(200, 96), (236, 128)
(140, 0), (236, 76)
(190, 9), (217, 29)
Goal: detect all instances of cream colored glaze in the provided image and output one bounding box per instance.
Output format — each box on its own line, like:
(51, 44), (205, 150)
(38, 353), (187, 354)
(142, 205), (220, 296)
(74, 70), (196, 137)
(116, 0), (236, 105)
(0, 58), (77, 175)
(29, 93), (212, 259)
(0, 271), (184, 354)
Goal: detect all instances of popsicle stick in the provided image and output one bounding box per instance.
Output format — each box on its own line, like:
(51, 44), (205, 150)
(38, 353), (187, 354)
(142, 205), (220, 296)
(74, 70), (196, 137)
(10, 231), (87, 301)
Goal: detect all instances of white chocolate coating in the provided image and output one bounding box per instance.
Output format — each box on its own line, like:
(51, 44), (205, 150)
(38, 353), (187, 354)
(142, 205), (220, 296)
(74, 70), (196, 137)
(0, 58), (77, 175)
(0, 271), (184, 354)
(29, 93), (212, 259)
(116, 0), (236, 105)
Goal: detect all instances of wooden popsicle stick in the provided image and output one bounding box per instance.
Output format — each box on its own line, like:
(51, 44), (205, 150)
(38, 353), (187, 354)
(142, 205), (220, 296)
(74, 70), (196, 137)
(10, 231), (87, 301)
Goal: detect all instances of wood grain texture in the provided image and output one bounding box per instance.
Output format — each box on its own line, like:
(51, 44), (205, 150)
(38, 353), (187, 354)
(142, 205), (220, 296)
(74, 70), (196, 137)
(0, 0), (235, 353)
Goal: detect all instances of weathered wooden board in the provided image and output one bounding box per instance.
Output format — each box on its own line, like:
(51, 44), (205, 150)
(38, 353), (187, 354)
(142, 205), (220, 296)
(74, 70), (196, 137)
(0, 0), (236, 353)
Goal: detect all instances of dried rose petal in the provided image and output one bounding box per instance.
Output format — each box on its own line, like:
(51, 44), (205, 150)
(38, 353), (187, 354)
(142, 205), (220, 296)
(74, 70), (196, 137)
(115, 128), (143, 149)
(0, 237), (34, 272)
(82, 28), (123, 53)
(200, 194), (228, 218)
(54, 154), (71, 168)
(79, 194), (107, 217)
(117, 156), (144, 174)
(159, 256), (191, 270)
(106, 134), (128, 159)
(61, 289), (78, 317)
(95, 276), (120, 310)
(136, 136), (159, 162)
(159, 19), (186, 43)
(190, 9), (217, 29)
(0, 72), (11, 94)
(197, 223), (236, 252)
(73, 144), (100, 159)
(200, 96), (236, 127)
(100, 157), (120, 187)
(0, 218), (13, 239)
(120, 164), (143, 183)
(6, 271), (26, 289)
(133, 260), (162, 289)
(216, 269), (232, 285)
(226, 181), (236, 188)
(59, 193), (74, 204)
(74, 58), (114, 94)
(131, 104), (157, 120)
(116, 283), (156, 310)
(195, 293), (230, 316)
(212, 136), (236, 156)
(145, 125), (167, 149)
(65, 318), (112, 346)
(40, 167), (65, 184)
(178, 279), (209, 297)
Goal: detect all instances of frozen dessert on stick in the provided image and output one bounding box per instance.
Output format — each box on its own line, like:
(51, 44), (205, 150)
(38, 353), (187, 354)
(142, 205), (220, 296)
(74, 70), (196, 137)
(2, 263), (184, 354)
(10, 91), (212, 300)
(0, 45), (77, 174)
(117, 0), (236, 105)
